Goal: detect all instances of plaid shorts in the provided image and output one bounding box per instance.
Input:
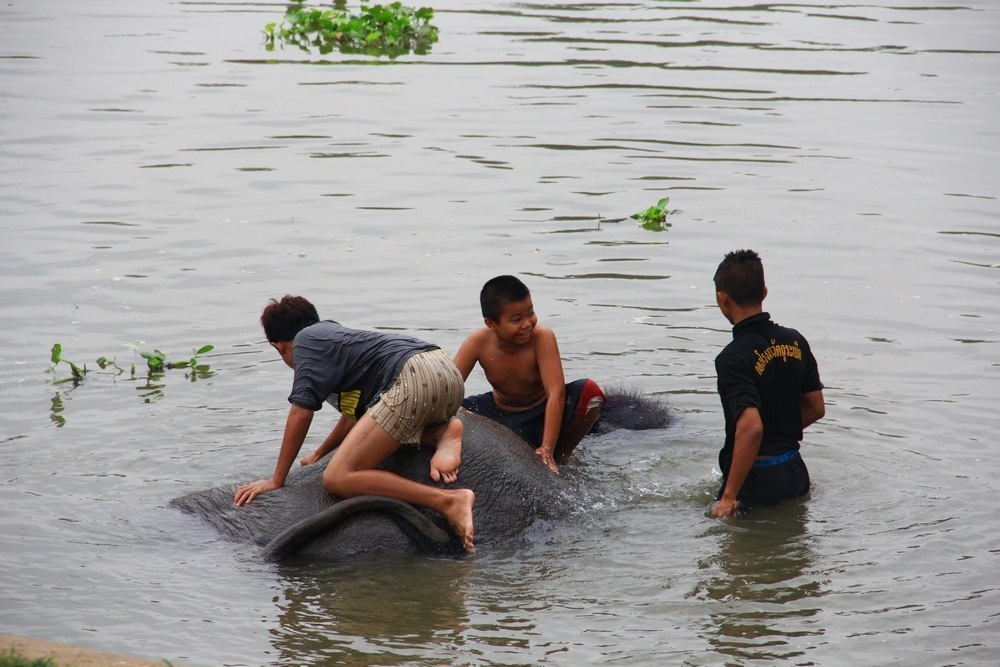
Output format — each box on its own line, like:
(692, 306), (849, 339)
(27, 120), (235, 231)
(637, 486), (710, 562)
(366, 349), (464, 445)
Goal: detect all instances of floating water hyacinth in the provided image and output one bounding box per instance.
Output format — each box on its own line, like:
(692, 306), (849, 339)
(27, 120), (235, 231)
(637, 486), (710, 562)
(630, 197), (677, 232)
(264, 1), (439, 58)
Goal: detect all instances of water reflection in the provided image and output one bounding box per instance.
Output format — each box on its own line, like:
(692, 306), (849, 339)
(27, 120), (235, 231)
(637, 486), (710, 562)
(691, 501), (825, 662)
(135, 366), (214, 403)
(3, 0), (997, 663)
(270, 557), (473, 665)
(45, 364), (215, 422)
(50, 392), (67, 428)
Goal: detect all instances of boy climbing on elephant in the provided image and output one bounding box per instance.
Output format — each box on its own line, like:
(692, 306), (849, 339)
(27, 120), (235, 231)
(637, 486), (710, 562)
(234, 295), (475, 552)
(454, 275), (605, 475)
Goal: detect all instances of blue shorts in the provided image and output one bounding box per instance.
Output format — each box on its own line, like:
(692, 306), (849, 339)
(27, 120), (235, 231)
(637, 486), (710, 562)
(461, 378), (604, 448)
(717, 450), (810, 513)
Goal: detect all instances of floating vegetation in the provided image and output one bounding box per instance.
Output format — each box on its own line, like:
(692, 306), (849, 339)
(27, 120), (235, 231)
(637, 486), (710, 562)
(264, 1), (439, 58)
(630, 197), (677, 232)
(49, 342), (214, 385)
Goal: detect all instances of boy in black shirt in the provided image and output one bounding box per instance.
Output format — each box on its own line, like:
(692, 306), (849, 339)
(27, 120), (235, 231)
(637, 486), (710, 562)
(711, 250), (825, 518)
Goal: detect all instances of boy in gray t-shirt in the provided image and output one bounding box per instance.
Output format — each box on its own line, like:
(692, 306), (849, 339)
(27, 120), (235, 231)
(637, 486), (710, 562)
(234, 295), (475, 552)
(287, 320), (437, 418)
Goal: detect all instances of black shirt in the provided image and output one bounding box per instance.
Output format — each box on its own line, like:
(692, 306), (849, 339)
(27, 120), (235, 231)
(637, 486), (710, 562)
(715, 312), (823, 468)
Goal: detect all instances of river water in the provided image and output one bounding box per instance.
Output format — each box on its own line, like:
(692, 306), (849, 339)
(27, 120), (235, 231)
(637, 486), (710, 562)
(1, 1), (997, 665)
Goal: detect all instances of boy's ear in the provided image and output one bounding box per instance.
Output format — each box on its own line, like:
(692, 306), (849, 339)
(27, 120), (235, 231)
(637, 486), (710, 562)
(484, 317), (498, 331)
(715, 291), (734, 324)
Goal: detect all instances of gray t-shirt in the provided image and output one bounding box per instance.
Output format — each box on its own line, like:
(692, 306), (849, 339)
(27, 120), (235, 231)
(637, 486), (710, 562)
(288, 320), (438, 417)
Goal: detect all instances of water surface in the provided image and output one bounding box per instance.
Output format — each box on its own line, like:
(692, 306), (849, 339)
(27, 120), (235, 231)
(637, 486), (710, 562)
(1, 1), (997, 665)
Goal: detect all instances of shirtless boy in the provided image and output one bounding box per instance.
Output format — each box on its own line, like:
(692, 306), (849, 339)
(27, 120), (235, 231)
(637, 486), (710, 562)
(453, 275), (605, 474)
(234, 295), (475, 552)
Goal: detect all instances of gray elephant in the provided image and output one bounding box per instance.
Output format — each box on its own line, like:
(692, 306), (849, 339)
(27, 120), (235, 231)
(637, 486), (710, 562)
(171, 389), (668, 561)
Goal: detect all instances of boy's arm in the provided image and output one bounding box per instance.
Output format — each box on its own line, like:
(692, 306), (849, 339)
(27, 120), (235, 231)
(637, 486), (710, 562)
(535, 326), (566, 475)
(300, 413), (355, 465)
(453, 329), (485, 380)
(801, 389), (825, 429)
(711, 406), (763, 518)
(234, 404), (314, 506)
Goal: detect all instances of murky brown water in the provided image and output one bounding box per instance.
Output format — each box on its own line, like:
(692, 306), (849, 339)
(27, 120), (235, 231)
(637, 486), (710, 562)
(2, 1), (997, 665)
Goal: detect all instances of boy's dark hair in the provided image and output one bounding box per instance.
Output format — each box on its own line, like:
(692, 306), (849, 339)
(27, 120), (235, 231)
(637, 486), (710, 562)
(480, 275), (531, 322)
(713, 249), (765, 306)
(261, 295), (320, 342)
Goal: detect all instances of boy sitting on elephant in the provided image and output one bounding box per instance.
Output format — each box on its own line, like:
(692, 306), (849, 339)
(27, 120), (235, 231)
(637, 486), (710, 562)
(454, 275), (605, 475)
(234, 295), (475, 553)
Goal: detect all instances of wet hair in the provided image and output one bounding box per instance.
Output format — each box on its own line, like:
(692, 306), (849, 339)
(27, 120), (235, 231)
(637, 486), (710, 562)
(260, 295), (320, 343)
(480, 275), (531, 322)
(713, 249), (765, 306)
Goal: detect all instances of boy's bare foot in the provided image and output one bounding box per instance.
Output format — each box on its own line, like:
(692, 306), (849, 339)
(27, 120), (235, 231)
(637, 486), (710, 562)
(444, 488), (476, 552)
(429, 417), (463, 484)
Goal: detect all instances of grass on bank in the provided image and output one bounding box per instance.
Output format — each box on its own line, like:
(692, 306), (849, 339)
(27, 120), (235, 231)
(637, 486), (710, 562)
(0, 647), (173, 667)
(0, 648), (57, 667)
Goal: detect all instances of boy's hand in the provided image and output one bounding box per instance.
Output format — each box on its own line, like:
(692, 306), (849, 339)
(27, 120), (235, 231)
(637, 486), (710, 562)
(234, 478), (281, 506)
(710, 497), (740, 518)
(299, 451), (322, 466)
(535, 447), (560, 475)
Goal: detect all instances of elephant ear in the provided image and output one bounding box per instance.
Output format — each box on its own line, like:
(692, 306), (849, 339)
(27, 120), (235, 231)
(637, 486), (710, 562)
(260, 495), (449, 561)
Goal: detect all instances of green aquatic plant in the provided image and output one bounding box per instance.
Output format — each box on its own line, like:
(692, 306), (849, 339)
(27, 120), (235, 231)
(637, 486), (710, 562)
(630, 197), (677, 232)
(139, 344), (215, 372)
(49, 343), (214, 384)
(49, 343), (86, 382)
(264, 1), (439, 58)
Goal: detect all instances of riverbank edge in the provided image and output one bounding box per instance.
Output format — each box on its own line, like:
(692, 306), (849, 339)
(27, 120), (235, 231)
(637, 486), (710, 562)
(1, 634), (183, 667)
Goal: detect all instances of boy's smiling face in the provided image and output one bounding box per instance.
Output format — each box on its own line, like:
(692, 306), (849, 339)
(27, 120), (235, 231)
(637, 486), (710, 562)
(487, 296), (537, 345)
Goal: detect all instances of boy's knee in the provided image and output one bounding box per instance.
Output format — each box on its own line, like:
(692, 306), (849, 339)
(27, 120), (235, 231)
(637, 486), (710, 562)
(580, 378), (605, 415)
(322, 465), (346, 497)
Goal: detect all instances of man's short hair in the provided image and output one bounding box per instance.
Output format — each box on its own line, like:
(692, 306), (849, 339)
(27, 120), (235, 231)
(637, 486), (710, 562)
(480, 275), (530, 322)
(260, 295), (320, 342)
(713, 249), (765, 306)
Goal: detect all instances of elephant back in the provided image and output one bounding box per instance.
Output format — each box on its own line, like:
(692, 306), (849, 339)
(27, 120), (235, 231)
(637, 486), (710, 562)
(376, 412), (570, 547)
(171, 411), (570, 558)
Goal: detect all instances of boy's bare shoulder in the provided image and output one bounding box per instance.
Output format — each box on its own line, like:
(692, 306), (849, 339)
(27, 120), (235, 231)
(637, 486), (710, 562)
(462, 326), (493, 349)
(455, 326), (494, 367)
(532, 323), (559, 344)
(533, 322), (556, 336)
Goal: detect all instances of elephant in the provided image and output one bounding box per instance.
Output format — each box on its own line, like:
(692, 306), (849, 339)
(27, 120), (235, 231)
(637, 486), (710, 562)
(171, 389), (669, 561)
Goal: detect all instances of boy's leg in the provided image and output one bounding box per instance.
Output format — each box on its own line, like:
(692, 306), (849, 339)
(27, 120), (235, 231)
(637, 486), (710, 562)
(554, 405), (602, 462)
(554, 379), (605, 462)
(324, 414), (475, 552)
